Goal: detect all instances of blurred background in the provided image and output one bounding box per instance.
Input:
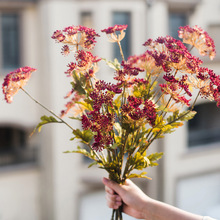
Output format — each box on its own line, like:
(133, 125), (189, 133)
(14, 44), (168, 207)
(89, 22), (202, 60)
(0, 0), (220, 219)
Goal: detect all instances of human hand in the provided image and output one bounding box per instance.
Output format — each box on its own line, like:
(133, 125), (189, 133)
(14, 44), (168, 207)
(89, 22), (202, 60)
(102, 177), (150, 219)
(103, 177), (204, 220)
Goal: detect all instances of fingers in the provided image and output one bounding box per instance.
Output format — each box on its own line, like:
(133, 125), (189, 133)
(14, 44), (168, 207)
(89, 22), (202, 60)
(103, 178), (123, 209)
(102, 177), (124, 195)
(105, 193), (122, 209)
(105, 185), (115, 195)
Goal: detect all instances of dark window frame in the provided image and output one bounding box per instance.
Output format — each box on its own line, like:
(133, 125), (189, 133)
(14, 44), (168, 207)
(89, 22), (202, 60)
(112, 11), (131, 62)
(169, 11), (188, 40)
(188, 102), (220, 147)
(0, 125), (38, 167)
(0, 11), (21, 74)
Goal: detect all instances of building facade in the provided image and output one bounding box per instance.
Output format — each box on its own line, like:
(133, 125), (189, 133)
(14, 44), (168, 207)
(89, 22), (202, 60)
(0, 0), (220, 219)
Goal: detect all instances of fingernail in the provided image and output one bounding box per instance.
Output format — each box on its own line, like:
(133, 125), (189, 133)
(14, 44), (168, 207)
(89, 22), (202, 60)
(103, 177), (109, 184)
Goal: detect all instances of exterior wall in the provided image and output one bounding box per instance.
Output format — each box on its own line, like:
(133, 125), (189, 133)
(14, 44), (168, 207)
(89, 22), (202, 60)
(37, 1), (82, 219)
(161, 1), (220, 218)
(0, 168), (40, 220)
(0, 4), (42, 220)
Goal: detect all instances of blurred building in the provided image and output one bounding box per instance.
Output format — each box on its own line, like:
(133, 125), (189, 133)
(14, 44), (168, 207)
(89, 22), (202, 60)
(0, 0), (220, 219)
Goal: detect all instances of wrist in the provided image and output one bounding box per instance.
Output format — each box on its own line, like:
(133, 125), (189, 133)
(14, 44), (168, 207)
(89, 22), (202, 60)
(140, 197), (154, 219)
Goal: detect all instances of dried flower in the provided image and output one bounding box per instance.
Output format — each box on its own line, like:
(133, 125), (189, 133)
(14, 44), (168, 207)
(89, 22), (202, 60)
(178, 25), (216, 60)
(2, 66), (36, 103)
(101, 24), (128, 42)
(52, 25), (100, 52)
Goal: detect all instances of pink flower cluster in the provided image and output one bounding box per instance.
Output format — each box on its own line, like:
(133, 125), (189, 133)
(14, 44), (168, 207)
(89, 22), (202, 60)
(81, 80), (120, 151)
(101, 24), (128, 42)
(114, 60), (144, 87)
(101, 24), (128, 34)
(194, 67), (220, 106)
(65, 50), (101, 77)
(52, 26), (101, 117)
(2, 67), (36, 103)
(122, 96), (156, 126)
(178, 25), (216, 60)
(144, 36), (202, 74)
(52, 25), (100, 52)
(141, 31), (220, 107)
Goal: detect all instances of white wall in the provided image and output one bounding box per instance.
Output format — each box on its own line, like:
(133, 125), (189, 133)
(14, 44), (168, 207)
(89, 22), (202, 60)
(0, 168), (40, 220)
(177, 172), (220, 219)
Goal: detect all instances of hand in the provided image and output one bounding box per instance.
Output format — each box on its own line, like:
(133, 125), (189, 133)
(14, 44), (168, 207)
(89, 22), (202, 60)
(103, 177), (203, 220)
(102, 177), (150, 219)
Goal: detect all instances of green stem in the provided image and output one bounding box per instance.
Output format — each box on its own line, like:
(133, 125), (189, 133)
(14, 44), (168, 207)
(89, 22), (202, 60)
(140, 92), (201, 154)
(148, 75), (159, 95)
(111, 209), (115, 220)
(117, 41), (125, 61)
(87, 144), (103, 163)
(20, 87), (75, 131)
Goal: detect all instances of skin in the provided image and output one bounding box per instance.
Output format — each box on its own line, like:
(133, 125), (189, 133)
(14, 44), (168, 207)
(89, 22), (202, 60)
(102, 177), (203, 220)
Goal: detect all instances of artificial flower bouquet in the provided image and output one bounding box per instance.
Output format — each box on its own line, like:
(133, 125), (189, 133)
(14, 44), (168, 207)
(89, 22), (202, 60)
(2, 24), (219, 220)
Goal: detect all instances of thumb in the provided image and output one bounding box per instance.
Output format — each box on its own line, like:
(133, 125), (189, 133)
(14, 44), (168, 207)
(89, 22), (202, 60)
(102, 177), (124, 196)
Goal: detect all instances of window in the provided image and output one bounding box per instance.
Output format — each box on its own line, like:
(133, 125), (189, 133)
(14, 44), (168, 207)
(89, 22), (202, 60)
(169, 12), (187, 40)
(0, 126), (37, 167)
(112, 12), (131, 62)
(188, 102), (220, 147)
(81, 12), (93, 28)
(0, 13), (20, 72)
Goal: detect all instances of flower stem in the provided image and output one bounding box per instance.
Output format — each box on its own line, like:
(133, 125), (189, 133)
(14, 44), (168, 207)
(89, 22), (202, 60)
(20, 87), (75, 131)
(117, 41), (125, 61)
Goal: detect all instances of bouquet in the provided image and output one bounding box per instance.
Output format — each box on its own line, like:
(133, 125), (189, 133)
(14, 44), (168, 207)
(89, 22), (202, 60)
(2, 24), (219, 220)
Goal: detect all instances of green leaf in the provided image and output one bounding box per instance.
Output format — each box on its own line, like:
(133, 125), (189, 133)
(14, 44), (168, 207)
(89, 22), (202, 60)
(147, 152), (163, 167)
(114, 122), (122, 136)
(154, 115), (165, 126)
(75, 101), (93, 111)
(167, 110), (197, 123)
(71, 81), (85, 95)
(109, 143), (118, 150)
(114, 136), (122, 145)
(64, 146), (97, 161)
(71, 129), (94, 144)
(71, 71), (86, 95)
(88, 161), (98, 168)
(35, 115), (59, 132)
(129, 152), (149, 170)
(178, 110), (197, 121)
(161, 124), (174, 133)
(68, 116), (81, 121)
(103, 58), (121, 70)
(127, 172), (152, 180)
(113, 94), (122, 114)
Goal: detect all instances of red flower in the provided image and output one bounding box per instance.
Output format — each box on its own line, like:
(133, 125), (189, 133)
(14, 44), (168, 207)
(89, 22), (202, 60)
(2, 67), (36, 103)
(89, 89), (114, 111)
(101, 24), (128, 42)
(143, 99), (157, 126)
(51, 30), (65, 42)
(144, 36), (202, 74)
(95, 80), (122, 94)
(178, 25), (216, 60)
(51, 25), (100, 51)
(61, 45), (70, 56)
(101, 24), (128, 34)
(65, 50), (101, 77)
(127, 96), (143, 109)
